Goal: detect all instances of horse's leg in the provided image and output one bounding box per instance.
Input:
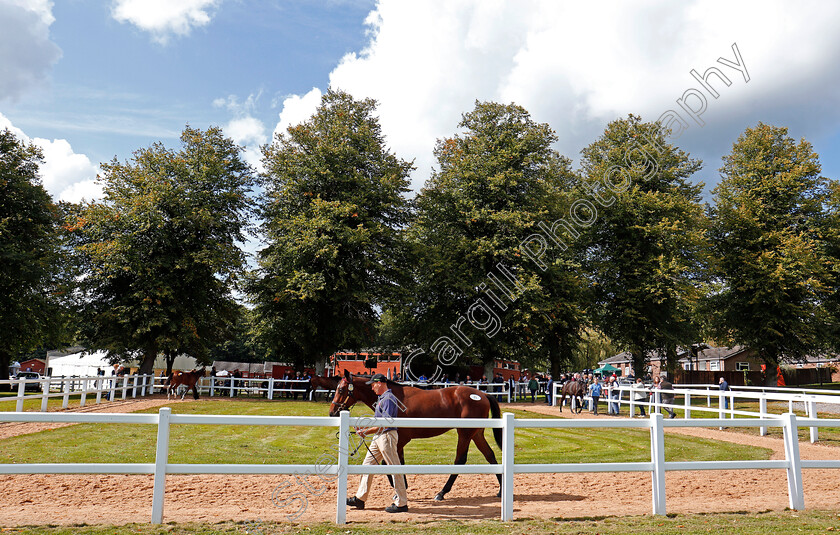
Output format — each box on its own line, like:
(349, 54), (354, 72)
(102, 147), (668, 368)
(192, 383), (199, 400)
(471, 430), (502, 497)
(435, 430), (471, 501)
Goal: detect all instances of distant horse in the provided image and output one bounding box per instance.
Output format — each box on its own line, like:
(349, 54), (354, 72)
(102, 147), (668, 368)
(309, 375), (340, 401)
(330, 369), (503, 501)
(166, 367), (206, 400)
(558, 380), (586, 413)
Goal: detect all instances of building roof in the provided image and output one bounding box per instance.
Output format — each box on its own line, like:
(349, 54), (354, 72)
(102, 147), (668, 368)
(601, 345), (752, 366)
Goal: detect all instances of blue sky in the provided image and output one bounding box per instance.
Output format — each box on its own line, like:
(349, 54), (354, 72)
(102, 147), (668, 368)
(2, 0), (840, 204)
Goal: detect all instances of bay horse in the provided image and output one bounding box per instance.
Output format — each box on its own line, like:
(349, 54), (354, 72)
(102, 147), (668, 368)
(558, 379), (586, 413)
(330, 369), (502, 501)
(166, 367), (206, 400)
(309, 375), (340, 401)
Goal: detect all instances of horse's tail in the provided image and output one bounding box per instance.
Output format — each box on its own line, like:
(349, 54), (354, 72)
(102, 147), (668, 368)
(488, 394), (503, 450)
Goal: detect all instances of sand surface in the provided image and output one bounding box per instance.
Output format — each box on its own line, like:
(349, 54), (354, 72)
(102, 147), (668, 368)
(2, 398), (839, 526)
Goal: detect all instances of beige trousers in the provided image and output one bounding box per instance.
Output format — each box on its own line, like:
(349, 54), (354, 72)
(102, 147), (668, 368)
(354, 430), (407, 507)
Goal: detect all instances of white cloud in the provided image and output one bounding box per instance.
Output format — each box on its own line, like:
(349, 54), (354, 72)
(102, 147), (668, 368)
(272, 0), (840, 191)
(272, 88), (323, 141)
(33, 137), (102, 203)
(111, 0), (221, 44)
(0, 0), (61, 101)
(1, 112), (101, 203)
(224, 116), (267, 172)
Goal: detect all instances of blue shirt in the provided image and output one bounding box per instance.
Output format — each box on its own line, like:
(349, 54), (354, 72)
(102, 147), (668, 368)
(590, 383), (602, 397)
(374, 389), (399, 432)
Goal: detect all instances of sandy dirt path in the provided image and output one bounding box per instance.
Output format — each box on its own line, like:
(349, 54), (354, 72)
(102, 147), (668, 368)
(2, 398), (839, 527)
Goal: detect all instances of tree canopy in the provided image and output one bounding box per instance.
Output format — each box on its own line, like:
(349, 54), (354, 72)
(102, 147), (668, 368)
(248, 89), (413, 372)
(709, 123), (829, 370)
(0, 129), (72, 384)
(401, 101), (583, 379)
(579, 115), (708, 378)
(71, 126), (255, 374)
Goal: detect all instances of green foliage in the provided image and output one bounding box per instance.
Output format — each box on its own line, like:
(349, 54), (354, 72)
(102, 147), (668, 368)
(71, 126), (255, 372)
(579, 115), (708, 378)
(822, 179), (840, 353)
(709, 123), (829, 367)
(0, 129), (73, 382)
(249, 89), (413, 367)
(401, 101), (585, 375)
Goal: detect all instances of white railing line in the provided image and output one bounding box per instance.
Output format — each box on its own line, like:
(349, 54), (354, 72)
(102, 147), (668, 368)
(2, 409), (837, 523)
(1, 373), (156, 413)
(0, 463), (155, 474)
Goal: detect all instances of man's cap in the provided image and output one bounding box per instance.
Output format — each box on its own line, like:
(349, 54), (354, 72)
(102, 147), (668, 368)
(366, 373), (387, 384)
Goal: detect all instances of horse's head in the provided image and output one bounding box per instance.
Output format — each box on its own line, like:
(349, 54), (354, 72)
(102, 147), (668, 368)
(329, 369), (362, 417)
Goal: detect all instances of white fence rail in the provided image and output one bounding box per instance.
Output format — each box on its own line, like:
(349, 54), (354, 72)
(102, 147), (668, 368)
(0, 374), (156, 412)
(552, 382), (840, 442)
(2, 408), (838, 524)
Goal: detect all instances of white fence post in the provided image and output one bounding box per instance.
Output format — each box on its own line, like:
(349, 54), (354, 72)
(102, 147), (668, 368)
(132, 375), (138, 398)
(760, 394), (768, 436)
(268, 378), (274, 400)
(209, 377), (215, 397)
(122, 376), (129, 400)
(62, 378), (70, 409)
(79, 378), (87, 407)
(718, 394), (725, 430)
(15, 379), (25, 413)
(501, 412), (515, 521)
(95, 377), (103, 404)
(808, 396), (818, 443)
(782, 412), (805, 510)
(335, 410), (350, 525)
(40, 378), (50, 412)
(151, 407), (171, 524)
(650, 413), (666, 515)
(684, 391), (691, 419)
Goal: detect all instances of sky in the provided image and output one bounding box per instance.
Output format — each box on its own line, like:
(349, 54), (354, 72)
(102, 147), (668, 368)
(2, 0), (840, 205)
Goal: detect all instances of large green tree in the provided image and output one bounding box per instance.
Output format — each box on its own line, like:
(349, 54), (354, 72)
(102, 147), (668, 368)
(579, 115), (708, 379)
(249, 89), (413, 372)
(709, 123), (829, 377)
(72, 126), (255, 374)
(823, 179), (840, 353)
(0, 129), (73, 385)
(402, 101), (584, 380)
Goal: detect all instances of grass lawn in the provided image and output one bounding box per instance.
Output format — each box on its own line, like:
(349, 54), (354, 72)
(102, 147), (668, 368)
(0, 399), (769, 465)
(7, 510), (840, 534)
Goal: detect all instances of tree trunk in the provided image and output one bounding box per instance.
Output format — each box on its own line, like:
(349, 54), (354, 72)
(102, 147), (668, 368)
(315, 357), (326, 376)
(165, 352), (176, 376)
(0, 351), (10, 392)
(483, 360), (495, 383)
(631, 349), (647, 379)
(138, 344), (158, 375)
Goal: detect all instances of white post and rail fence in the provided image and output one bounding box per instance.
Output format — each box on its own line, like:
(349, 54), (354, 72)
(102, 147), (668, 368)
(1, 408), (838, 523)
(0, 374), (156, 412)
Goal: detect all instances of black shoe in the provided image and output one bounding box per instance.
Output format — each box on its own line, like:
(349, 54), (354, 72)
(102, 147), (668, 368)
(385, 504), (408, 513)
(346, 496), (365, 509)
(669, 413), (676, 418)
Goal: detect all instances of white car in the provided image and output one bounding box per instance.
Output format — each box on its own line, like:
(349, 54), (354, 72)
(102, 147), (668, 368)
(16, 371), (43, 392)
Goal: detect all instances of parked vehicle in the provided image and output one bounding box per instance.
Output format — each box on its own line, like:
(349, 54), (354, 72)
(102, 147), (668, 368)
(15, 371), (43, 392)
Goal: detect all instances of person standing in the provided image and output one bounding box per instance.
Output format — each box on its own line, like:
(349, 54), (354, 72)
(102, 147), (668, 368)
(719, 376), (730, 409)
(545, 375), (554, 406)
(346, 374), (408, 513)
(632, 377), (648, 417)
(528, 376), (538, 402)
(589, 377), (602, 415)
(607, 376), (620, 415)
(653, 376), (676, 418)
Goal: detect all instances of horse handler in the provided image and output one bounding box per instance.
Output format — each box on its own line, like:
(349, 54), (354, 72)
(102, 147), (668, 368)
(346, 373), (408, 513)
